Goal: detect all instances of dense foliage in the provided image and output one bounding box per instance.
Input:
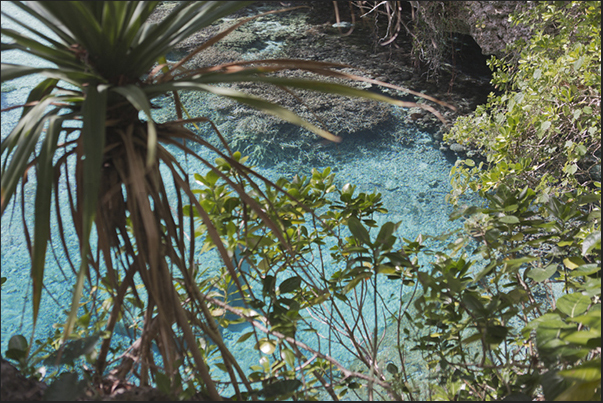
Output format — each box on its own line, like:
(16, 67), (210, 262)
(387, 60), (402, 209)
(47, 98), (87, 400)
(433, 1), (601, 400)
(1, 1), (600, 401)
(446, 1), (601, 202)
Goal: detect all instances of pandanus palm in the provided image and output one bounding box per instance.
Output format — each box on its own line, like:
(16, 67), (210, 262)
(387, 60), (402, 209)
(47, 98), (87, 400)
(1, 1), (453, 397)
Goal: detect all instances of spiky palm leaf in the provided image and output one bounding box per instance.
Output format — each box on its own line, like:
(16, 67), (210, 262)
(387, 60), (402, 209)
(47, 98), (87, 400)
(1, 1), (452, 397)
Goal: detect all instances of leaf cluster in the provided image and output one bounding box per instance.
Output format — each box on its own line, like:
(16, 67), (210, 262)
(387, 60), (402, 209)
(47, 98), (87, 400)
(409, 5), (602, 399)
(413, 183), (600, 400)
(183, 158), (421, 399)
(446, 1), (601, 203)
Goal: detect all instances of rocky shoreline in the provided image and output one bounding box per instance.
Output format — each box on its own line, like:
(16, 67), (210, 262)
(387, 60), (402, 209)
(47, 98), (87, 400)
(148, 1), (498, 166)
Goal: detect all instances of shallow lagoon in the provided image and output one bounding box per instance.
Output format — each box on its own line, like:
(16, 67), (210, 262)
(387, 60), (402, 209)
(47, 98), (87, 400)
(1, 1), (467, 390)
(1, 91), (460, 369)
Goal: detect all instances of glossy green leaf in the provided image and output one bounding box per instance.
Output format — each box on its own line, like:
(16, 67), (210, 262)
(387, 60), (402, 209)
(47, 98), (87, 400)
(376, 221), (396, 246)
(343, 271), (372, 293)
(4, 347), (27, 362)
(564, 256), (586, 270)
(554, 378), (600, 402)
(237, 331), (254, 343)
(279, 276), (302, 294)
(499, 215), (520, 224)
(557, 293), (591, 318)
(376, 265), (398, 275)
(527, 264), (558, 282)
(259, 339), (276, 355)
(558, 359), (601, 382)
(562, 329), (601, 346)
(568, 264), (601, 277)
(461, 332), (482, 345)
(8, 334), (28, 352)
(570, 306), (601, 329)
(582, 231), (601, 255)
(310, 292), (331, 306)
(342, 246), (369, 255)
(281, 348), (296, 368)
(503, 256), (539, 271)
(347, 216), (371, 246)
(341, 183), (354, 196)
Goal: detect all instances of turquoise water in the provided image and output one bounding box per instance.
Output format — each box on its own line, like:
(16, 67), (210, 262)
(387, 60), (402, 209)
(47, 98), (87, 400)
(1, 2), (80, 356)
(1, 3), (463, 391)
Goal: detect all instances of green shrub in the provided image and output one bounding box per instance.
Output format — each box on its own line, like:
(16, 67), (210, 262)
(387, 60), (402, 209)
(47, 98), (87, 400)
(413, 184), (600, 400)
(432, 2), (601, 400)
(446, 1), (601, 204)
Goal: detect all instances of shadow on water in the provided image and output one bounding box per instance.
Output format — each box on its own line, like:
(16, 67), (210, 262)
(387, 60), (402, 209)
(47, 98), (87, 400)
(441, 147), (462, 165)
(214, 249), (253, 333)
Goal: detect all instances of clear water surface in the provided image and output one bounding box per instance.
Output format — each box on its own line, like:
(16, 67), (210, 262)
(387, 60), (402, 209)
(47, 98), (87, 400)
(1, 2), (466, 390)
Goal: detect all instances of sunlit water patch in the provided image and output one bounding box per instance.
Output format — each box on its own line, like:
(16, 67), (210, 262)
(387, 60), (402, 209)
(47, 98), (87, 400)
(141, 91), (466, 393)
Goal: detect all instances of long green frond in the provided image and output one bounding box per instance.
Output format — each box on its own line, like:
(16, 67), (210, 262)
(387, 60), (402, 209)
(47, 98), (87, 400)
(1, 64), (51, 81)
(225, 75), (448, 123)
(1, 63), (102, 86)
(112, 85), (158, 166)
(130, 1), (251, 76)
(146, 82), (342, 142)
(122, 1), (161, 48)
(31, 115), (64, 328)
(19, 78), (60, 120)
(63, 84), (108, 342)
(0, 10), (69, 52)
(7, 1), (76, 46)
(176, 59), (456, 110)
(0, 29), (80, 70)
(100, 2), (131, 47)
(1, 100), (62, 213)
(35, 2), (103, 55)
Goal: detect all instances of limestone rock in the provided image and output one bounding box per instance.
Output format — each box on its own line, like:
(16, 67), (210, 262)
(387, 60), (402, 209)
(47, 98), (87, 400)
(449, 143), (466, 153)
(1, 358), (46, 401)
(451, 2), (533, 57)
